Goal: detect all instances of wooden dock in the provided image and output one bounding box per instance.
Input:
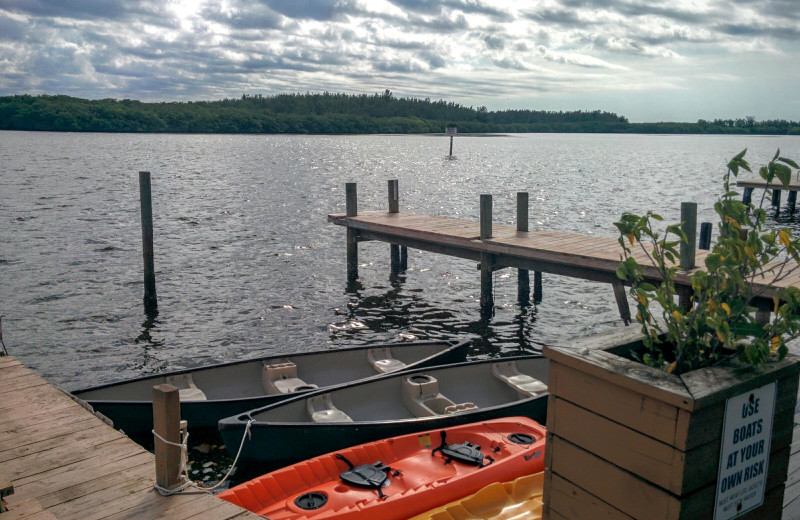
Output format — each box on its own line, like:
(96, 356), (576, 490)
(2, 350), (800, 518)
(0, 355), (259, 519)
(737, 178), (800, 211)
(329, 182), (800, 321)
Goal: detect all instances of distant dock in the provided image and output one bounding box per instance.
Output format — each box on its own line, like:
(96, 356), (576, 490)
(0, 355), (258, 519)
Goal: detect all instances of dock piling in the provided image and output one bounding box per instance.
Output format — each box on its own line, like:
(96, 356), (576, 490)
(743, 187), (754, 205)
(699, 222), (712, 250)
(389, 180), (401, 274)
(480, 194), (493, 315)
(789, 191), (797, 212)
(679, 202), (697, 270)
(516, 192), (530, 306)
(139, 171), (158, 312)
(772, 189), (782, 208)
(679, 202), (697, 309)
(346, 183), (358, 282)
(152, 384), (182, 492)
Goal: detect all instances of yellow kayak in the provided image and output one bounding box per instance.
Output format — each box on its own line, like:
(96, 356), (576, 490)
(408, 472), (543, 520)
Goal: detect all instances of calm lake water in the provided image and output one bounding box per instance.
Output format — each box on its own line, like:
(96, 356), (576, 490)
(2, 131), (800, 390)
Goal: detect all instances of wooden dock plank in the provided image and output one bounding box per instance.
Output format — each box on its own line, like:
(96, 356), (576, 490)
(737, 179), (800, 190)
(330, 211), (791, 301)
(0, 358), (260, 520)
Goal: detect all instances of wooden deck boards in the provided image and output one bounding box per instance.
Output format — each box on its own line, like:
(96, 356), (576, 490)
(0, 357), (259, 519)
(330, 211), (797, 301)
(737, 179), (800, 191)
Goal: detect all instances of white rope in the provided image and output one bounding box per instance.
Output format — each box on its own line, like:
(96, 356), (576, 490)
(152, 419), (254, 496)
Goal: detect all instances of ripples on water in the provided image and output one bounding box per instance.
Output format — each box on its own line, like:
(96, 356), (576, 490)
(1, 131), (799, 389)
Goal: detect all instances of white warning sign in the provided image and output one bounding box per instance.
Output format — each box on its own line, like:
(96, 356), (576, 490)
(714, 381), (776, 520)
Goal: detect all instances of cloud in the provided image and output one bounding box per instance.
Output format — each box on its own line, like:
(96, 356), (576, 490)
(0, 0), (797, 121)
(536, 45), (629, 69)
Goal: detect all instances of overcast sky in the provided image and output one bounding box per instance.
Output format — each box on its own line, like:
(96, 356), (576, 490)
(1, 0), (799, 122)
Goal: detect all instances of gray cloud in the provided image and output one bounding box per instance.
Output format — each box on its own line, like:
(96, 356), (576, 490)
(0, 0), (797, 121)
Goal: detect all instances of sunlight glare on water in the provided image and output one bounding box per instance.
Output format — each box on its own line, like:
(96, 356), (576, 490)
(1, 131), (798, 389)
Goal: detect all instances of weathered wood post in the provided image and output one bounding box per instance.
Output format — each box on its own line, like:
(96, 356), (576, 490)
(389, 180), (401, 274)
(772, 189), (782, 208)
(139, 171), (158, 312)
(678, 202), (697, 309)
(788, 191), (797, 212)
(346, 183), (358, 283)
(699, 222), (712, 250)
(516, 192), (530, 306)
(480, 194), (493, 316)
(0, 477), (13, 513)
(742, 187), (754, 205)
(152, 384), (181, 492)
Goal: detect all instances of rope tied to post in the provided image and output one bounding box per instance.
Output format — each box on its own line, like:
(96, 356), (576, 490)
(152, 419), (254, 496)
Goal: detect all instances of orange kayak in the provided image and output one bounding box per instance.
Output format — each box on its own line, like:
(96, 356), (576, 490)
(218, 417), (546, 520)
(408, 472), (544, 520)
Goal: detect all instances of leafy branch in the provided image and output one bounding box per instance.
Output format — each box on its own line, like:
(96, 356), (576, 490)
(615, 149), (800, 374)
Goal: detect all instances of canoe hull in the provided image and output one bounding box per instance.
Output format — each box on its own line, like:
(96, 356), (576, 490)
(221, 396), (547, 472)
(219, 355), (549, 473)
(72, 340), (469, 442)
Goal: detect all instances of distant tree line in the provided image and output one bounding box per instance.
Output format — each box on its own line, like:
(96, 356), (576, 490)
(0, 92), (798, 135)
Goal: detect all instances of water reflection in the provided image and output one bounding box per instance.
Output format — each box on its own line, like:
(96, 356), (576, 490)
(333, 273), (544, 359)
(134, 305), (166, 372)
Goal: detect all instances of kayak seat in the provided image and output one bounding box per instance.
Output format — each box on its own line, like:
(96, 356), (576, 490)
(307, 393), (353, 423)
(262, 361), (318, 395)
(492, 361), (547, 398)
(402, 374), (476, 417)
(165, 374), (207, 401)
(367, 347), (406, 374)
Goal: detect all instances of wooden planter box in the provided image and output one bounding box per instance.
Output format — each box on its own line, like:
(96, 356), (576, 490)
(541, 328), (800, 520)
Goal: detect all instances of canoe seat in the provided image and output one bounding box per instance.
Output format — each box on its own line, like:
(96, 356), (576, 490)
(367, 347), (406, 374)
(402, 374), (476, 417)
(262, 361), (318, 395)
(165, 374), (207, 401)
(444, 402), (478, 415)
(307, 394), (353, 423)
(492, 362), (547, 398)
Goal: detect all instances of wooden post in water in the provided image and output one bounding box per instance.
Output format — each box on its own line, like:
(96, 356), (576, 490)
(516, 192), (530, 306)
(389, 180), (401, 274)
(139, 171), (158, 312)
(742, 187), (754, 205)
(699, 222), (712, 250)
(772, 189), (782, 208)
(678, 202), (697, 309)
(480, 194), (493, 316)
(152, 384), (181, 492)
(788, 191), (797, 212)
(346, 183), (358, 283)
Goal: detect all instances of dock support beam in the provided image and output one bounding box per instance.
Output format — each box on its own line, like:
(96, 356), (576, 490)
(516, 192), (530, 306)
(480, 194), (493, 316)
(699, 222), (712, 250)
(612, 279), (631, 325)
(139, 171), (158, 313)
(789, 191), (797, 212)
(388, 180), (405, 274)
(742, 187), (754, 205)
(678, 202), (697, 309)
(772, 189), (782, 208)
(346, 183), (358, 283)
(152, 384), (181, 492)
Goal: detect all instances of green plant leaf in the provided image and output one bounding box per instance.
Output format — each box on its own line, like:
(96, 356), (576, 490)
(779, 157), (800, 169)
